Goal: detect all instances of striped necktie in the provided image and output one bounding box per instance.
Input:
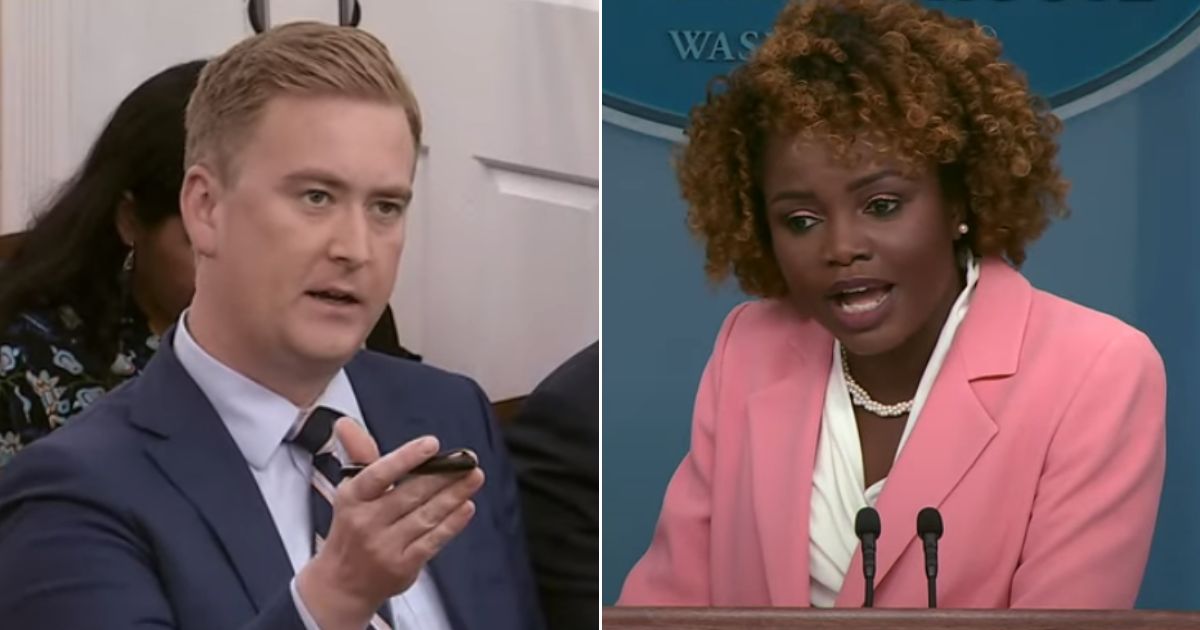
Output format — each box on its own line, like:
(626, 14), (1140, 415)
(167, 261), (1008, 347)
(290, 406), (394, 630)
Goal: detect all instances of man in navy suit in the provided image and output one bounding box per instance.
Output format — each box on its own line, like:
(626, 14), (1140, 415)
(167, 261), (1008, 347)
(0, 21), (542, 630)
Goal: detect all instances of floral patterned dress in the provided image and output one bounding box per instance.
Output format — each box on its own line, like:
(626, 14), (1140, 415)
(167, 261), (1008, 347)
(0, 304), (158, 467)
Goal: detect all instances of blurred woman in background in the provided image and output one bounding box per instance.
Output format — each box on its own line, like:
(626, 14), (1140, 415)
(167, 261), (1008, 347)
(0, 60), (205, 464)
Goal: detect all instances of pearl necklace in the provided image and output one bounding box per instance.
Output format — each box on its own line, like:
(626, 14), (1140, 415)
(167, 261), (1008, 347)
(840, 344), (912, 418)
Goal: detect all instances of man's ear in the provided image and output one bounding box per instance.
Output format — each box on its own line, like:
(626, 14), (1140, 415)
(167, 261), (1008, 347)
(180, 164), (221, 258)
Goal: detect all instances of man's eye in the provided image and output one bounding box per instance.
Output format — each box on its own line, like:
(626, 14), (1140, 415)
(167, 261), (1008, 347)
(303, 190), (332, 206)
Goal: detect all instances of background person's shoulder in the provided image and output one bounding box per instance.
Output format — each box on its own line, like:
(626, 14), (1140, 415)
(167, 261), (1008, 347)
(346, 349), (489, 419)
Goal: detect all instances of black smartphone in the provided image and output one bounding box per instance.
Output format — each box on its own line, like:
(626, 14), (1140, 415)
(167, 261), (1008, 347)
(410, 449), (478, 475)
(340, 448), (477, 479)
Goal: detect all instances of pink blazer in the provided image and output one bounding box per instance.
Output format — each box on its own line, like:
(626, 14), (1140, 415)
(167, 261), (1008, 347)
(618, 258), (1166, 609)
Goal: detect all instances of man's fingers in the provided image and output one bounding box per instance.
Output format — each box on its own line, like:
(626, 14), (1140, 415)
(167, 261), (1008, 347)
(334, 418), (382, 465)
(382, 468), (485, 523)
(344, 435), (440, 500)
(405, 500), (477, 564)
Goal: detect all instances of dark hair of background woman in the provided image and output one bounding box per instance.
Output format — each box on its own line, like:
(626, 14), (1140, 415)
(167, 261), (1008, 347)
(0, 60), (205, 370)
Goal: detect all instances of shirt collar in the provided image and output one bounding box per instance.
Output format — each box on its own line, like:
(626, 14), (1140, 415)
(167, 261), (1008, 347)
(172, 310), (363, 470)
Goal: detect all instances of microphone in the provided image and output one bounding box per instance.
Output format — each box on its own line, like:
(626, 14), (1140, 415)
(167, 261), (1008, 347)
(854, 507), (881, 607)
(917, 507), (944, 608)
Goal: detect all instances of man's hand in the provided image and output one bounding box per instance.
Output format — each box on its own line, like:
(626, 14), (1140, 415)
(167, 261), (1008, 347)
(296, 419), (484, 630)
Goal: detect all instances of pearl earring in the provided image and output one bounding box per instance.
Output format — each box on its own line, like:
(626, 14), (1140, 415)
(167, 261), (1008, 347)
(957, 223), (969, 235)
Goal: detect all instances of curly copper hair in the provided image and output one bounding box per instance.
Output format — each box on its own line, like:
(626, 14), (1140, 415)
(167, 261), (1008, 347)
(679, 0), (1070, 297)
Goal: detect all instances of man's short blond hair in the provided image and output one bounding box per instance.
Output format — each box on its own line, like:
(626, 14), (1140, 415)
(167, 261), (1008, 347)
(185, 21), (421, 178)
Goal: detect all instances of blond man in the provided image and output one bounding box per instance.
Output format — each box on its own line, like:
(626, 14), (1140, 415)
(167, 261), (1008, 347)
(0, 23), (542, 630)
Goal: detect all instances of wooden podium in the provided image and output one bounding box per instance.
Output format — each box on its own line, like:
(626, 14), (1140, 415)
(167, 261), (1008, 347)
(604, 607), (1200, 629)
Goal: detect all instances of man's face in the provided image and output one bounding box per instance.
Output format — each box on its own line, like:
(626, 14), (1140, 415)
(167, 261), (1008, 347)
(188, 95), (416, 376)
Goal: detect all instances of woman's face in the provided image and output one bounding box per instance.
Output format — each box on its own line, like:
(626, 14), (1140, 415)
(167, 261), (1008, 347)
(760, 134), (964, 356)
(128, 215), (196, 328)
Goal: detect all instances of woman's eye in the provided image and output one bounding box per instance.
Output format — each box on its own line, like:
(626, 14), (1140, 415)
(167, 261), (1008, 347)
(866, 197), (901, 216)
(785, 213), (821, 233)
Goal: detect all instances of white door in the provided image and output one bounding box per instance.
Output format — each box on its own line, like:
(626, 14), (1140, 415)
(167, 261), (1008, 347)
(0, 0), (599, 401)
(1, 0), (249, 234)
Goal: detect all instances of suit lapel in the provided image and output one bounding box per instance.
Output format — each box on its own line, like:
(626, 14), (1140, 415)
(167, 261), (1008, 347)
(131, 331), (294, 612)
(747, 333), (831, 606)
(347, 358), (478, 630)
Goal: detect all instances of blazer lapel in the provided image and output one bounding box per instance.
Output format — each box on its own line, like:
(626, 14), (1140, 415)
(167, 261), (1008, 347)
(131, 331), (294, 612)
(347, 358), (478, 630)
(835, 258), (1030, 604)
(837, 351), (997, 602)
(747, 333), (831, 606)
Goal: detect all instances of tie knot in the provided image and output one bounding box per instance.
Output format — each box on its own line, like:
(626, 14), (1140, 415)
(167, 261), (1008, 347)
(290, 406), (342, 455)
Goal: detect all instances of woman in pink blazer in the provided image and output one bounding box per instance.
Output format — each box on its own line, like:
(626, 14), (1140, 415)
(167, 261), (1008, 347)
(618, 0), (1166, 609)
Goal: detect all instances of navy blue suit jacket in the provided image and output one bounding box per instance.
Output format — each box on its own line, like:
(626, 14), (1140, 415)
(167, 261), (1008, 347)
(0, 330), (543, 630)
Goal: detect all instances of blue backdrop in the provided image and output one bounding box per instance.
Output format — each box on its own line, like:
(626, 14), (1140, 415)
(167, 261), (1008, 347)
(603, 0), (1200, 609)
